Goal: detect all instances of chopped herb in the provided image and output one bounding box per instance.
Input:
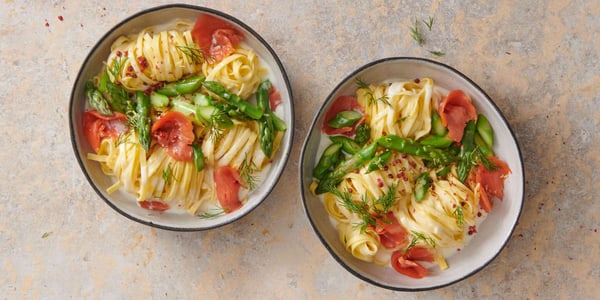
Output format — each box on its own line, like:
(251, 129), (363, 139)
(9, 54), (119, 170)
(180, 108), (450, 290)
(198, 208), (227, 219)
(407, 231), (437, 250)
(453, 206), (464, 225)
(41, 232), (53, 238)
(356, 78), (391, 106)
(239, 154), (258, 190)
(410, 18), (424, 46)
(428, 50), (446, 57)
(423, 16), (434, 31)
(176, 45), (213, 64)
(338, 184), (398, 232)
(109, 55), (128, 81)
(162, 163), (176, 185)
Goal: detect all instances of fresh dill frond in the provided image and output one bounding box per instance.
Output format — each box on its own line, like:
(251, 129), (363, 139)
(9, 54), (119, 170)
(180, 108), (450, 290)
(453, 206), (464, 225)
(423, 16), (434, 31)
(176, 44), (213, 64)
(355, 77), (391, 107)
(198, 208), (227, 219)
(109, 55), (128, 80)
(338, 184), (398, 232)
(162, 163), (176, 185)
(410, 18), (424, 46)
(340, 193), (375, 233)
(428, 50), (446, 57)
(372, 184), (398, 215)
(239, 154), (259, 190)
(407, 231), (437, 250)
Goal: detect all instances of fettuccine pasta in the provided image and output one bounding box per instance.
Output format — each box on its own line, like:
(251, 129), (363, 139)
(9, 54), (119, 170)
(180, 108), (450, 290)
(82, 14), (287, 217)
(312, 77), (510, 278)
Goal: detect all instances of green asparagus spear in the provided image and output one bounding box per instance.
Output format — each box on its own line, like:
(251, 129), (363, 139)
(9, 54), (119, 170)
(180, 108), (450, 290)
(414, 172), (432, 202)
(85, 80), (113, 116)
(257, 80), (272, 113)
(314, 142), (377, 194)
(476, 114), (493, 148)
(329, 135), (361, 155)
(256, 80), (276, 157)
(419, 134), (454, 148)
(431, 110), (447, 136)
(203, 81), (263, 120)
(457, 120), (476, 182)
(156, 75), (206, 96)
(135, 91), (152, 151)
(354, 123), (371, 145)
(327, 110), (363, 128)
(366, 150), (391, 173)
(192, 144), (205, 171)
(313, 143), (343, 180)
(259, 114), (275, 157)
(98, 71), (133, 114)
(377, 134), (457, 166)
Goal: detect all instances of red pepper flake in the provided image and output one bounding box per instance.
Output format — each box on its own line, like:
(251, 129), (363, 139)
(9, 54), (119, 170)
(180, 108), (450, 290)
(468, 225), (477, 235)
(414, 78), (420, 83)
(58, 16), (64, 21)
(377, 178), (384, 188)
(456, 248), (461, 252)
(387, 173), (394, 179)
(383, 165), (389, 171)
(137, 56), (149, 71)
(44, 19), (50, 27)
(477, 212), (482, 217)
(116, 50), (122, 57)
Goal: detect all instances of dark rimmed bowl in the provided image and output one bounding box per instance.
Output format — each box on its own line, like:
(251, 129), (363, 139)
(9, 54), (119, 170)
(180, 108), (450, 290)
(299, 57), (523, 290)
(70, 4), (294, 231)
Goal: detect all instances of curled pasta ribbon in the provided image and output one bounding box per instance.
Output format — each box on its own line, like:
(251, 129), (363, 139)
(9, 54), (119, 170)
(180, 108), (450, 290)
(358, 78), (434, 141)
(203, 47), (266, 99)
(337, 222), (379, 262)
(106, 22), (202, 91)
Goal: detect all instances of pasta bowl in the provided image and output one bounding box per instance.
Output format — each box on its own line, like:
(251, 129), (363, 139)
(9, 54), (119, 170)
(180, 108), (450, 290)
(69, 4), (293, 231)
(299, 57), (523, 290)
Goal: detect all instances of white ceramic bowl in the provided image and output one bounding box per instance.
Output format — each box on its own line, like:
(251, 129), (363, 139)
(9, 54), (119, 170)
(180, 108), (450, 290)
(69, 4), (294, 231)
(300, 57), (524, 290)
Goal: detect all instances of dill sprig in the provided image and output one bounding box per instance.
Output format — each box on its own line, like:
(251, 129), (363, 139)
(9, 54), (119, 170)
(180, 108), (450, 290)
(423, 16), (434, 31)
(356, 78), (391, 107)
(198, 208), (227, 219)
(453, 206), (464, 225)
(407, 231), (437, 250)
(176, 44), (213, 64)
(108, 55), (128, 80)
(239, 154), (259, 190)
(162, 163), (176, 185)
(338, 184), (398, 232)
(428, 50), (446, 57)
(410, 18), (424, 46)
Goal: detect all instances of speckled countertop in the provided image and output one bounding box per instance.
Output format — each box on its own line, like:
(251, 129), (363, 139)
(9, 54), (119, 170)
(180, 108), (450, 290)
(1, 1), (598, 299)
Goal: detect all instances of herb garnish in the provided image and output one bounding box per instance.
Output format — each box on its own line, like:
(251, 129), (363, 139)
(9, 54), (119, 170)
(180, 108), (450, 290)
(239, 154), (258, 190)
(176, 45), (213, 64)
(199, 208), (227, 219)
(407, 231), (437, 250)
(410, 18), (424, 46)
(338, 184), (398, 232)
(453, 206), (464, 225)
(423, 16), (434, 31)
(109, 55), (128, 81)
(162, 163), (176, 185)
(428, 50), (446, 57)
(41, 232), (53, 238)
(356, 78), (391, 107)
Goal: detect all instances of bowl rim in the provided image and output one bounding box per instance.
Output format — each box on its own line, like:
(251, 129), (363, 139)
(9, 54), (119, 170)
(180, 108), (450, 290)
(299, 56), (524, 291)
(69, 4), (294, 231)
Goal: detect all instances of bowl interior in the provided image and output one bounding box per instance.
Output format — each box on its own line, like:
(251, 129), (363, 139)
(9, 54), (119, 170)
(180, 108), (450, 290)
(70, 4), (293, 230)
(300, 57), (523, 290)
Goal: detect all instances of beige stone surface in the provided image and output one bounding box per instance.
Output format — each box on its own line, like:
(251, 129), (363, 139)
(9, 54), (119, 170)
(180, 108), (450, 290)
(1, 0), (598, 299)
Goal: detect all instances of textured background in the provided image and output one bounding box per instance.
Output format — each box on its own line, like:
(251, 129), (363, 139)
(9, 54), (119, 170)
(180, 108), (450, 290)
(1, 0), (598, 299)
